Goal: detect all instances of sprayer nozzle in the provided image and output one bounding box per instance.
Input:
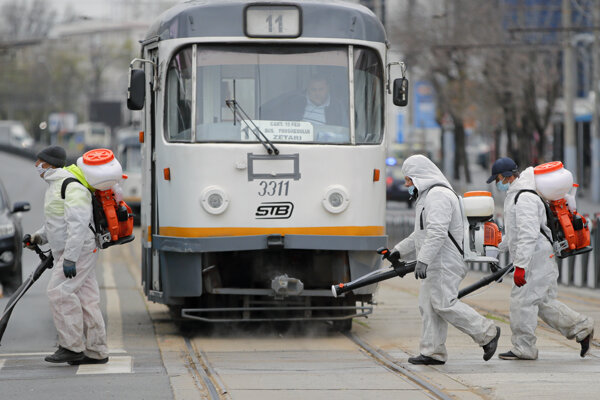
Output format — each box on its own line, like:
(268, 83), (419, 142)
(331, 285), (339, 298)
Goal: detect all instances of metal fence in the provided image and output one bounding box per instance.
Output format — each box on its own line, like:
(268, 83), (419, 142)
(386, 214), (600, 289)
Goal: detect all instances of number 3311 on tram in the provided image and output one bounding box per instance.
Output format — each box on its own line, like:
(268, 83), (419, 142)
(126, 0), (408, 331)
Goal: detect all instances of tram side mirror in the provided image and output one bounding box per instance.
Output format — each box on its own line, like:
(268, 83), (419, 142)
(127, 69), (146, 110)
(393, 78), (409, 107)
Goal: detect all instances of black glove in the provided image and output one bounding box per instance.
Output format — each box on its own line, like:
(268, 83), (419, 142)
(415, 261), (428, 279)
(385, 249), (401, 263)
(63, 259), (76, 279)
(489, 263), (500, 273)
(23, 233), (42, 249)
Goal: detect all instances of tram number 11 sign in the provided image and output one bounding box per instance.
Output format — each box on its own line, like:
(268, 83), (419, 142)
(245, 5), (301, 38)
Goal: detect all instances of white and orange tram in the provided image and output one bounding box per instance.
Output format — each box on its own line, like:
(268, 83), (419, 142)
(127, 0), (408, 330)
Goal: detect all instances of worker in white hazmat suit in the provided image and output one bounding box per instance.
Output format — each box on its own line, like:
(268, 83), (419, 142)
(487, 157), (594, 360)
(26, 146), (109, 365)
(392, 155), (501, 365)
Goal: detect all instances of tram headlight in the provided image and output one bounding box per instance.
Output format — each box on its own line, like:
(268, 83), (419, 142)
(201, 186), (229, 215)
(328, 192), (344, 208)
(322, 185), (349, 214)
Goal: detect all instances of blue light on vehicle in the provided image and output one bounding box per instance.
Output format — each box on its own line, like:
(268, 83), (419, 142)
(386, 157), (397, 166)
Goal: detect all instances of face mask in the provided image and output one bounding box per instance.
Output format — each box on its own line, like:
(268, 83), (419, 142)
(408, 185), (415, 196)
(496, 180), (510, 192)
(43, 168), (57, 179)
(36, 164), (50, 177)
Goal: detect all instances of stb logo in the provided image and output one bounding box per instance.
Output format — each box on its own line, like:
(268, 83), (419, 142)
(255, 202), (294, 219)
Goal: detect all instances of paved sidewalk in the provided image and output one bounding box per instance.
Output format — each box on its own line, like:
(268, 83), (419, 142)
(353, 268), (600, 400)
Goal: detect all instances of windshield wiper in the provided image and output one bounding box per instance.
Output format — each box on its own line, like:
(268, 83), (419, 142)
(225, 99), (279, 155)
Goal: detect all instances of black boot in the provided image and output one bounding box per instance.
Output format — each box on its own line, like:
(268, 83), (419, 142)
(408, 354), (445, 365)
(483, 326), (501, 361)
(498, 351), (523, 360)
(68, 356), (109, 365)
(44, 346), (85, 363)
(580, 330), (593, 358)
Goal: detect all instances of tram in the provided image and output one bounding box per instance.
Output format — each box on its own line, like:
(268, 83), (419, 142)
(127, 0), (408, 330)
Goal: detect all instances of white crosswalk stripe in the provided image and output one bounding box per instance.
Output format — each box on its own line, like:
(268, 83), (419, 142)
(1, 351), (133, 376)
(76, 356), (133, 375)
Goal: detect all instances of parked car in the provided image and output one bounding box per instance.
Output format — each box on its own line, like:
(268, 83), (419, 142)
(386, 165), (412, 207)
(0, 179), (30, 293)
(0, 120), (34, 149)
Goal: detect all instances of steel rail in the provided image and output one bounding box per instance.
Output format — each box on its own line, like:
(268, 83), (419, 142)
(184, 337), (222, 399)
(344, 332), (454, 400)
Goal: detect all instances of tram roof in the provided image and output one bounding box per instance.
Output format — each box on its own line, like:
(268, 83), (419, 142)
(145, 0), (386, 43)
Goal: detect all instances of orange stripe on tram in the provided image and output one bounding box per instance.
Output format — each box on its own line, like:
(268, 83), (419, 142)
(146, 226), (385, 241)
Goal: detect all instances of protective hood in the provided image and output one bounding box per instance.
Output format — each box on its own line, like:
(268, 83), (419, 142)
(64, 164), (95, 191)
(401, 155), (452, 193)
(43, 167), (72, 183)
(507, 166), (536, 195)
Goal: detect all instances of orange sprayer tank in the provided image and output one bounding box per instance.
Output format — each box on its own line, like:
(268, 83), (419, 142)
(549, 198), (590, 252)
(79, 149), (135, 248)
(534, 162), (592, 258)
(484, 221), (502, 247)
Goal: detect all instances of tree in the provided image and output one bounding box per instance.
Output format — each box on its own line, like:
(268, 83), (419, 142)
(389, 0), (566, 178)
(0, 0), (56, 40)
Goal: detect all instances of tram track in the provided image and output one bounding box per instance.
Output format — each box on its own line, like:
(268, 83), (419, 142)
(184, 336), (227, 399)
(181, 322), (454, 399)
(343, 331), (455, 400)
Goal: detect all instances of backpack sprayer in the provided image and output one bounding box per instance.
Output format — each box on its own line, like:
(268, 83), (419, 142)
(461, 191), (503, 263)
(63, 149), (135, 249)
(531, 161), (591, 258)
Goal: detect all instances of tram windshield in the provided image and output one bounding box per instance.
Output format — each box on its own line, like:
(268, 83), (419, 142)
(165, 45), (383, 145)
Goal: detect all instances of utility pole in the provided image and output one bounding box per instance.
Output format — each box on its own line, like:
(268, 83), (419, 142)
(593, 1), (600, 202)
(562, 0), (577, 180)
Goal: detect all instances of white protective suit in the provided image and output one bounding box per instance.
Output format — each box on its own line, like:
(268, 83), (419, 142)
(394, 155), (497, 362)
(35, 167), (108, 360)
(502, 167), (593, 359)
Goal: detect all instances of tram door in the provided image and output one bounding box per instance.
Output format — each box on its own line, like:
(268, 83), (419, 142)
(140, 46), (161, 296)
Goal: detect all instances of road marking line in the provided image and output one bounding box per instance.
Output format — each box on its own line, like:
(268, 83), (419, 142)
(0, 349), (127, 358)
(0, 359), (5, 371)
(0, 352), (52, 357)
(76, 356), (132, 375)
(103, 251), (124, 351)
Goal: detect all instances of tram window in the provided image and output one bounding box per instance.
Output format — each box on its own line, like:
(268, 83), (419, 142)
(354, 47), (383, 144)
(165, 47), (193, 142)
(193, 46), (350, 144)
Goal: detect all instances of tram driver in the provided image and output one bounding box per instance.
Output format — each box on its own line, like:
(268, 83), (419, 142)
(261, 74), (348, 141)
